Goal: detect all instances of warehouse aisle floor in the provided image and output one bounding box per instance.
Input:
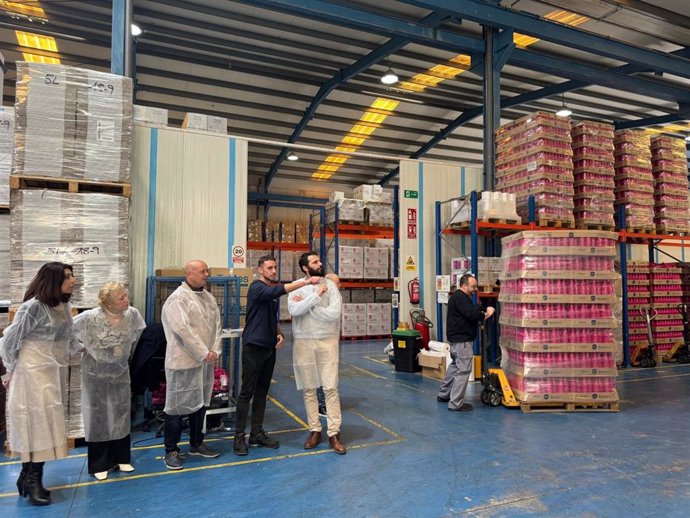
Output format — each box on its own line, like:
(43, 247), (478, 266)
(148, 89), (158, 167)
(1, 338), (690, 517)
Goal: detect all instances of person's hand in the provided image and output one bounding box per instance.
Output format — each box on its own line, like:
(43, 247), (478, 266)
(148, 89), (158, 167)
(276, 334), (285, 350)
(1, 372), (12, 389)
(316, 283), (328, 297)
(291, 294), (304, 302)
(205, 351), (218, 364)
(306, 276), (321, 285)
(485, 307), (496, 319)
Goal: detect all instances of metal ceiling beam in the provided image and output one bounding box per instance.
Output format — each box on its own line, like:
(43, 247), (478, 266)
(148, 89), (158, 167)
(614, 105), (690, 130)
(396, 0), (690, 80)
(238, 0), (485, 54)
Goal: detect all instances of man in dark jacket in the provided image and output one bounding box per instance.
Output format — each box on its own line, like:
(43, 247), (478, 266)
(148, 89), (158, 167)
(233, 255), (320, 456)
(438, 273), (495, 411)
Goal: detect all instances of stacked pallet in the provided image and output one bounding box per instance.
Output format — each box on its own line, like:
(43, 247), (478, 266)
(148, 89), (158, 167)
(614, 130), (654, 232)
(496, 111), (574, 227)
(499, 230), (620, 411)
(650, 263), (684, 353)
(626, 261), (652, 353)
(571, 121), (616, 230)
(0, 107), (13, 207)
(651, 136), (690, 235)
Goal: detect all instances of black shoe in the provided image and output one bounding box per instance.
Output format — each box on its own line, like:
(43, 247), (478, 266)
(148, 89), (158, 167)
(448, 403), (473, 412)
(234, 433), (248, 456)
(25, 463), (51, 506)
(249, 429), (280, 449)
(164, 451), (184, 470)
(17, 463), (29, 497)
(188, 444), (220, 458)
(437, 396), (450, 403)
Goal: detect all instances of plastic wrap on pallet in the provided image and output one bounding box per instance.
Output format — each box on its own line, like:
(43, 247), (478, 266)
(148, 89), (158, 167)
(247, 220), (263, 242)
(10, 189), (129, 307)
(450, 191), (519, 224)
(651, 135), (689, 234)
(325, 199), (365, 224)
(295, 222), (309, 244)
(0, 213), (9, 306)
(506, 372), (618, 403)
(13, 62), (133, 183)
(0, 107), (14, 206)
(363, 247), (390, 279)
(365, 202), (394, 227)
(326, 245), (363, 279)
(341, 303), (367, 337)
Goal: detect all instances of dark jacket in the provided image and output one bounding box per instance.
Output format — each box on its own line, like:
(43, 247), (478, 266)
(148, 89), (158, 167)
(446, 290), (485, 343)
(242, 280), (286, 348)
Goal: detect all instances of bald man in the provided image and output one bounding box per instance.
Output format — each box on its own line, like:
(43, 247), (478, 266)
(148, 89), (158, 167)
(161, 260), (222, 470)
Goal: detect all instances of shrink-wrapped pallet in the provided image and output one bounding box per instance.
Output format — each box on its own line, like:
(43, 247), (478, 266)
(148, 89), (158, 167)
(13, 62), (133, 183)
(10, 190), (129, 307)
(651, 136), (689, 234)
(0, 107), (13, 206)
(613, 130), (654, 231)
(0, 213), (9, 306)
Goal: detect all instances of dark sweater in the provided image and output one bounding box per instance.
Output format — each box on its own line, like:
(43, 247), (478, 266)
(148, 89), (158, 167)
(446, 290), (485, 343)
(242, 280), (287, 348)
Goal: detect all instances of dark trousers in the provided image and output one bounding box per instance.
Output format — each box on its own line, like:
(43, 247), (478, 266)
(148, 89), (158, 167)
(87, 435), (131, 474)
(234, 343), (276, 435)
(164, 406), (206, 453)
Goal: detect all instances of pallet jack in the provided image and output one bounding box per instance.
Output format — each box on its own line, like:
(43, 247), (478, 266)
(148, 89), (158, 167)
(662, 304), (690, 364)
(478, 321), (519, 408)
(631, 307), (657, 368)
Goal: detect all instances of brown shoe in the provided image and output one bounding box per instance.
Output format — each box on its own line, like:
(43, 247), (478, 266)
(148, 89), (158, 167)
(328, 433), (347, 455)
(303, 431), (322, 450)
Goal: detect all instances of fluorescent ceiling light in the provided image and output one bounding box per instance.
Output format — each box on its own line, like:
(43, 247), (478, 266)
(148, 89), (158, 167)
(555, 94), (572, 117)
(380, 59), (399, 85)
(286, 152), (299, 161)
(131, 23), (142, 37)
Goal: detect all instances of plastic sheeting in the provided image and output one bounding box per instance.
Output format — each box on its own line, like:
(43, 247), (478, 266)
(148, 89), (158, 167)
(10, 189), (129, 307)
(13, 62), (133, 183)
(0, 107), (13, 206)
(0, 213), (9, 307)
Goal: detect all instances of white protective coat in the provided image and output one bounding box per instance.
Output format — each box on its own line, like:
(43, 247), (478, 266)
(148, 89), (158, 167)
(288, 278), (342, 390)
(161, 283), (222, 416)
(73, 307), (146, 442)
(0, 298), (78, 461)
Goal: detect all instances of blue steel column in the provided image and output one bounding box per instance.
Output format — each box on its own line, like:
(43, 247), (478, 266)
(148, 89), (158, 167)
(393, 186), (400, 329)
(334, 204), (339, 275)
(482, 27), (500, 191)
(619, 204), (630, 367)
(435, 201), (443, 340)
(470, 191), (480, 355)
(111, 0), (133, 77)
(319, 207), (326, 261)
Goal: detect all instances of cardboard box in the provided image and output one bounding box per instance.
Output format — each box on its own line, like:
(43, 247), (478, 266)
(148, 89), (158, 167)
(231, 268), (254, 292)
(155, 268), (185, 276)
(134, 105), (168, 127)
(209, 267), (231, 276)
(182, 112), (208, 130)
(207, 115), (227, 134)
(418, 351), (448, 380)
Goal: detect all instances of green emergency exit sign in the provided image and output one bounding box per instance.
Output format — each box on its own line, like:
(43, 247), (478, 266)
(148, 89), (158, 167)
(404, 190), (418, 199)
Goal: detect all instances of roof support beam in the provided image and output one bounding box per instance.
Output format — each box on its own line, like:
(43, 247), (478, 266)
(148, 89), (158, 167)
(395, 0), (690, 80)
(615, 104), (690, 130)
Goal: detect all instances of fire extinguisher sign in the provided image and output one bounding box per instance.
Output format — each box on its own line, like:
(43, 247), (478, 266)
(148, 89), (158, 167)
(407, 208), (417, 239)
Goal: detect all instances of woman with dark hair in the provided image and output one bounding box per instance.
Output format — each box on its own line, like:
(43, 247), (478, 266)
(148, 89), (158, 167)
(0, 262), (77, 506)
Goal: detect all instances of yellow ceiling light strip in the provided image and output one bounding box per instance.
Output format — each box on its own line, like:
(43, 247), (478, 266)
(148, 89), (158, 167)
(15, 30), (57, 51)
(0, 1), (45, 17)
(309, 9), (590, 180)
(22, 53), (60, 64)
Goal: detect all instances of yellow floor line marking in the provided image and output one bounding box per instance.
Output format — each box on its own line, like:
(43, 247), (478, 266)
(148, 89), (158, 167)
(268, 395), (309, 428)
(0, 409), (404, 498)
(341, 360), (388, 380)
(616, 372), (690, 383)
(364, 355), (391, 366)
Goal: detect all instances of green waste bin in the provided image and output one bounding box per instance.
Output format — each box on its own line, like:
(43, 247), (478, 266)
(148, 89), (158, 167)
(392, 329), (422, 373)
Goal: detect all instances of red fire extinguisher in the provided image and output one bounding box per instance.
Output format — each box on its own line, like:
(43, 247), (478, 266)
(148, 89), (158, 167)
(410, 309), (433, 350)
(408, 277), (420, 305)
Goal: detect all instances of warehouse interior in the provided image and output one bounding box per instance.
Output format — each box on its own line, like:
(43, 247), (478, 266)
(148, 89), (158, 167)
(1, 0), (690, 516)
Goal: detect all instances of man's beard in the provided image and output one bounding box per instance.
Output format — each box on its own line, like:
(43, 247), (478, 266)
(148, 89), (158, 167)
(307, 265), (324, 277)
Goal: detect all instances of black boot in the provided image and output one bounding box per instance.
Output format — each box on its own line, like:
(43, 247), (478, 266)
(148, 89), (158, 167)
(25, 462), (51, 506)
(34, 462), (51, 498)
(16, 462), (30, 496)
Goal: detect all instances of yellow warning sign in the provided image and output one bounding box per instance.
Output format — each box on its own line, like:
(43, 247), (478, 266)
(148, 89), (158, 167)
(405, 255), (416, 271)
(398, 340), (406, 349)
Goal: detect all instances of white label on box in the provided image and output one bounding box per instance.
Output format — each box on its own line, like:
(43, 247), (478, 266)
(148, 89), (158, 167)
(437, 291), (449, 304)
(96, 120), (115, 143)
(527, 160), (537, 172)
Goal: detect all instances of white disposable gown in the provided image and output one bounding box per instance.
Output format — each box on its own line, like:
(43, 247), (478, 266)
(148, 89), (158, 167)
(288, 278), (342, 390)
(161, 283), (222, 416)
(0, 298), (78, 462)
(73, 307), (146, 442)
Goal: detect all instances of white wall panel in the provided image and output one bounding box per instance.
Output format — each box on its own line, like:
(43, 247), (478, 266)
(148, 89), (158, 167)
(398, 159), (483, 340)
(130, 125), (247, 314)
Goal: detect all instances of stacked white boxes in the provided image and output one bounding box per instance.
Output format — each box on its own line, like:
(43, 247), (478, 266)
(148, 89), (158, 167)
(10, 190), (130, 307)
(366, 302), (392, 336)
(341, 303), (367, 337)
(0, 213), (9, 306)
(365, 202), (394, 226)
(450, 256), (500, 286)
(278, 252), (295, 282)
(0, 107), (13, 206)
(327, 245), (363, 279)
(13, 62), (133, 183)
(326, 199), (366, 224)
(363, 247), (390, 280)
(181, 112), (227, 134)
(133, 105), (168, 127)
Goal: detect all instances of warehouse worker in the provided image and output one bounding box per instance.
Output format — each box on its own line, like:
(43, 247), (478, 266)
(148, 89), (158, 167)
(288, 252), (347, 454)
(316, 273), (343, 416)
(161, 260), (223, 470)
(234, 255), (321, 456)
(438, 273), (495, 412)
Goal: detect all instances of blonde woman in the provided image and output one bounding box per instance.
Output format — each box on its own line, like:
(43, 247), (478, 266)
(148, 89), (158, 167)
(73, 282), (146, 481)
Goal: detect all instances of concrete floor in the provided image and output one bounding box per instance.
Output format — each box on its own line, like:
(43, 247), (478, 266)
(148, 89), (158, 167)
(1, 338), (689, 517)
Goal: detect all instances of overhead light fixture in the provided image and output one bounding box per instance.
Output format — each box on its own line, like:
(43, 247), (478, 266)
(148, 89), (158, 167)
(286, 152), (299, 161)
(555, 94), (572, 117)
(380, 59), (399, 85)
(131, 23), (142, 37)
(685, 135), (690, 142)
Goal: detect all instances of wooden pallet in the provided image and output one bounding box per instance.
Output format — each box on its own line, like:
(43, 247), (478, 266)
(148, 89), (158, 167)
(623, 226), (656, 234)
(477, 284), (500, 294)
(67, 436), (86, 449)
(10, 175), (131, 198)
(534, 218), (576, 229)
(326, 220), (367, 228)
(575, 222), (616, 231)
(520, 400), (619, 413)
(655, 227), (688, 236)
(449, 217), (521, 230)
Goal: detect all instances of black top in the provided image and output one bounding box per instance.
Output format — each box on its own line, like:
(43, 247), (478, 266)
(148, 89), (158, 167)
(242, 280), (287, 348)
(446, 290), (485, 343)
